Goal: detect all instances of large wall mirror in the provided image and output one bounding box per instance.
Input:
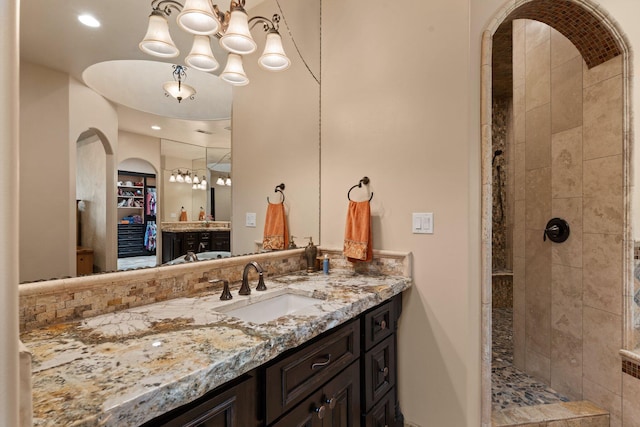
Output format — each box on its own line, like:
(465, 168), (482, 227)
(18, 0), (320, 283)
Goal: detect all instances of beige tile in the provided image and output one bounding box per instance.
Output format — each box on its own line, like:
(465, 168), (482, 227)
(584, 55), (623, 88)
(560, 400), (609, 417)
(583, 155), (623, 198)
(513, 255), (526, 370)
(526, 349), (551, 383)
(583, 376), (622, 427)
(583, 75), (623, 160)
(515, 142), (526, 200)
(551, 126), (583, 199)
(526, 19), (551, 53)
(526, 104), (551, 170)
(513, 24), (526, 88)
(583, 307), (623, 395)
(547, 419), (581, 427)
(526, 41), (551, 111)
(583, 194), (623, 235)
(552, 264), (582, 337)
(551, 198), (583, 269)
(551, 56), (583, 134)
(622, 373), (640, 426)
(514, 200), (525, 258)
(514, 84), (526, 145)
(526, 167), (551, 229)
(525, 229), (552, 357)
(551, 328), (583, 400)
(550, 27), (581, 69)
(583, 233), (623, 315)
(580, 415), (610, 427)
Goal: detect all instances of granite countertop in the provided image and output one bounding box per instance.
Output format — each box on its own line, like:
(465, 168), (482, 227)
(161, 221), (231, 232)
(21, 270), (411, 427)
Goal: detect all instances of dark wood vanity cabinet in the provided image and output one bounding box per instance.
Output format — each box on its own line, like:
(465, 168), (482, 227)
(143, 295), (403, 427)
(161, 230), (231, 263)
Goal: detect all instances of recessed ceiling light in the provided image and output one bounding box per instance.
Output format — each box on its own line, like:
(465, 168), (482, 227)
(151, 125), (161, 130)
(78, 14), (100, 28)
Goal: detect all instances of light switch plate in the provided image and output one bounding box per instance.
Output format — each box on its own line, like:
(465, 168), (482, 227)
(246, 212), (256, 227)
(412, 212), (433, 234)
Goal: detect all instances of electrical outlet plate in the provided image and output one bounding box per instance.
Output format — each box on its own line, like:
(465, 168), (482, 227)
(246, 212), (256, 227)
(412, 212), (433, 234)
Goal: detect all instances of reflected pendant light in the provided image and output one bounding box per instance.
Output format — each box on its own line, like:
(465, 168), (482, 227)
(216, 177), (225, 186)
(258, 30), (290, 71)
(176, 0), (220, 35)
(163, 65), (196, 103)
(139, 11), (180, 58)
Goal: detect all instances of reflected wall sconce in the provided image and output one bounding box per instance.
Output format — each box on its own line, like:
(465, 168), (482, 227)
(163, 65), (196, 103)
(168, 169), (208, 189)
(216, 175), (231, 186)
(140, 0), (291, 87)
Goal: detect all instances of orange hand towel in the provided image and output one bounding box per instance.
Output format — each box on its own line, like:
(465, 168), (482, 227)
(263, 202), (288, 250)
(343, 200), (373, 262)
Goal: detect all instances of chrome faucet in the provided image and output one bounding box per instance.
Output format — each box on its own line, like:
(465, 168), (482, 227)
(239, 261), (267, 295)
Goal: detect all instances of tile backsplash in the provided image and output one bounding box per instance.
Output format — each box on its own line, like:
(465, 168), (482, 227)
(19, 248), (410, 332)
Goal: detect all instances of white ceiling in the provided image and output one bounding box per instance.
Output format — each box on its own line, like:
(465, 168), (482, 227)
(20, 0), (265, 151)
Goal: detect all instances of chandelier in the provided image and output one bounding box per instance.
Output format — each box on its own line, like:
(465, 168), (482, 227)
(139, 0), (291, 87)
(168, 169), (208, 190)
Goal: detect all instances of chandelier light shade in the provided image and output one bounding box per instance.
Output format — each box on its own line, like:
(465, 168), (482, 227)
(225, 176), (232, 186)
(200, 176), (207, 186)
(216, 177), (225, 186)
(139, 11), (180, 58)
(220, 53), (249, 86)
(163, 65), (196, 103)
(169, 173), (176, 182)
(193, 175), (200, 184)
(185, 35), (219, 72)
(259, 30), (290, 71)
(177, 0), (219, 35)
(219, 5), (256, 55)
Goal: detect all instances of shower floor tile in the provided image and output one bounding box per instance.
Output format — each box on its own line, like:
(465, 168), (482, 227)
(492, 308), (570, 412)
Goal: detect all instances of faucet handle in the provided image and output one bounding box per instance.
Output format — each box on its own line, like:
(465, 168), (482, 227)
(256, 273), (267, 292)
(210, 279), (232, 300)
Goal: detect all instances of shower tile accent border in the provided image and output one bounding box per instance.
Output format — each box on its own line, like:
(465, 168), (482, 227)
(621, 360), (640, 379)
(492, 401), (609, 427)
(18, 248), (411, 332)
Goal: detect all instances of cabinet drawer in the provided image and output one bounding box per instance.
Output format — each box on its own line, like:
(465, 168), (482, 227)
(363, 335), (395, 411)
(364, 388), (395, 427)
(362, 300), (394, 351)
(265, 319), (360, 424)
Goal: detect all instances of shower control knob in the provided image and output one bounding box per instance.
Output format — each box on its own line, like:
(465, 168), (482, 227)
(543, 218), (570, 243)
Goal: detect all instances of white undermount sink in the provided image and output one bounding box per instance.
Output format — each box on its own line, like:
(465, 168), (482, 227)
(218, 292), (322, 324)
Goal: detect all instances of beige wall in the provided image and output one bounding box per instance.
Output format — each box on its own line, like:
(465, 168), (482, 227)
(321, 1), (478, 426)
(232, 0), (320, 255)
(19, 62), (73, 283)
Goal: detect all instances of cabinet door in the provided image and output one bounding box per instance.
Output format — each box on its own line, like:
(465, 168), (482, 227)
(325, 362), (360, 427)
(364, 389), (395, 427)
(272, 388), (324, 427)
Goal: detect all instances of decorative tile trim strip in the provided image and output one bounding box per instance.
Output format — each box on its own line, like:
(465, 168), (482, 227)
(622, 359), (640, 379)
(19, 248), (410, 332)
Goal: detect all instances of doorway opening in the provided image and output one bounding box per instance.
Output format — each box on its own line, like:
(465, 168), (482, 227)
(480, 1), (631, 425)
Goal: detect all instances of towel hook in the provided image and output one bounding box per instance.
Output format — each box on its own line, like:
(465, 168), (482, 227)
(347, 176), (373, 202)
(268, 183), (285, 203)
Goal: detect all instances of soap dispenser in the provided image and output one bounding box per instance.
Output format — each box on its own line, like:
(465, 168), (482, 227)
(304, 237), (317, 272)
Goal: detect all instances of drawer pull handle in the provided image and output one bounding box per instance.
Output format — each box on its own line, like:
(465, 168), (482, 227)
(325, 396), (337, 409)
(311, 354), (332, 369)
(380, 366), (389, 377)
(314, 405), (326, 419)
(376, 319), (387, 330)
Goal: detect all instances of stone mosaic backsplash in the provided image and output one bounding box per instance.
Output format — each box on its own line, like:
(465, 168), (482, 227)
(19, 248), (410, 332)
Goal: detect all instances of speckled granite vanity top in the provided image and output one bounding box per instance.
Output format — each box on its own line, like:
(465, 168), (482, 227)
(21, 271), (411, 427)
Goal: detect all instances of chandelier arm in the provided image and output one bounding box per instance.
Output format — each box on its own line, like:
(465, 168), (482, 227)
(248, 15), (279, 32)
(151, 0), (184, 16)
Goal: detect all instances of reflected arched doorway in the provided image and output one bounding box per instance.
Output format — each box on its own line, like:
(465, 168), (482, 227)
(75, 127), (114, 275)
(117, 158), (159, 270)
(480, 0), (631, 424)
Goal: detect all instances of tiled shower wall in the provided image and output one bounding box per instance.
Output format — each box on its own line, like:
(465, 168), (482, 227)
(512, 19), (626, 423)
